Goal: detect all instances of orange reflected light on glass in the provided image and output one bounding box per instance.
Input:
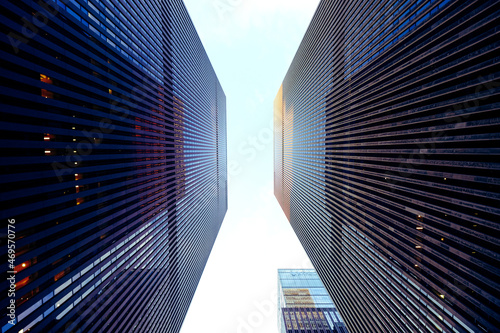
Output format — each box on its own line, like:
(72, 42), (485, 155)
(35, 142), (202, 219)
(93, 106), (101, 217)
(41, 89), (53, 98)
(15, 261), (31, 272)
(16, 276), (29, 290)
(40, 74), (53, 84)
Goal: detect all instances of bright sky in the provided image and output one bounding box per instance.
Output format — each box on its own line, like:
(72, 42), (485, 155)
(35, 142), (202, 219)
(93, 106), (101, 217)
(180, 1), (320, 332)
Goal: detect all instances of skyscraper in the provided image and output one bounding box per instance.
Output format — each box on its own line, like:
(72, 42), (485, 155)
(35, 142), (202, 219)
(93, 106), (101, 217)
(278, 269), (348, 333)
(274, 1), (499, 332)
(0, 1), (226, 332)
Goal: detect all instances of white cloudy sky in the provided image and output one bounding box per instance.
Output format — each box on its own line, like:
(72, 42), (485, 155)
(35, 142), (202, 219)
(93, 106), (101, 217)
(180, 1), (320, 332)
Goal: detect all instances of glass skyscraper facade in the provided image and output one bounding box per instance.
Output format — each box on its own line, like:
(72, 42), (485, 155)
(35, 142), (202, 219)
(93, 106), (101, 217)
(0, 0), (226, 332)
(278, 269), (347, 333)
(274, 1), (499, 332)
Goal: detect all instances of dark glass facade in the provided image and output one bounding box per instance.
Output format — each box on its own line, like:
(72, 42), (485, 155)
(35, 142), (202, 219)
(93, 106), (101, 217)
(0, 0), (226, 332)
(274, 1), (499, 332)
(278, 269), (348, 333)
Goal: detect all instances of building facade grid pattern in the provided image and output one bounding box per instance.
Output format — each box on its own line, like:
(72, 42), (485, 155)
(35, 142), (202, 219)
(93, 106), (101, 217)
(275, 0), (499, 332)
(0, 0), (226, 332)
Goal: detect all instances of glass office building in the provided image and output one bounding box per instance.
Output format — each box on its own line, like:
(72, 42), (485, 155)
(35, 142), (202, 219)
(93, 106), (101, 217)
(0, 0), (226, 332)
(278, 269), (347, 333)
(274, 0), (499, 332)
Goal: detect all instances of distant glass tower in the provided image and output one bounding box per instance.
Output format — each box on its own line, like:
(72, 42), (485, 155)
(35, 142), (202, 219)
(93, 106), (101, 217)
(278, 269), (348, 333)
(0, 1), (226, 332)
(274, 0), (499, 332)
